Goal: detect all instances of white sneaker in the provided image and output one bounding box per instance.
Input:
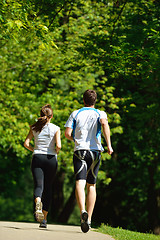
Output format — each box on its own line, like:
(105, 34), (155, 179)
(35, 201), (44, 222)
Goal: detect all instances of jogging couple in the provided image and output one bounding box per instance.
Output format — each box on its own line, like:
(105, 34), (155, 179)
(24, 89), (113, 232)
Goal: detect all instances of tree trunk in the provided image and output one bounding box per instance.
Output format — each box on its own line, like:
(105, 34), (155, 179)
(147, 165), (160, 234)
(50, 170), (65, 222)
(57, 185), (76, 223)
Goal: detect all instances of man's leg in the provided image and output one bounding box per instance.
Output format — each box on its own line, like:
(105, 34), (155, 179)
(76, 179), (91, 233)
(86, 183), (96, 223)
(75, 179), (86, 213)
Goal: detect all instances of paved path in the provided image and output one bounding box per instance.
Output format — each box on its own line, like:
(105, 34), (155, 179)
(0, 221), (115, 240)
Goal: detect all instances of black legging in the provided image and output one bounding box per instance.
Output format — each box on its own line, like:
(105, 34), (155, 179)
(31, 154), (58, 212)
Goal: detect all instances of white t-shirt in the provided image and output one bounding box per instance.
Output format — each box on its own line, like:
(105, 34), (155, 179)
(33, 123), (60, 155)
(65, 107), (107, 152)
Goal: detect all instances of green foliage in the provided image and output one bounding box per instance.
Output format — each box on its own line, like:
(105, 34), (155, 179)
(98, 224), (160, 240)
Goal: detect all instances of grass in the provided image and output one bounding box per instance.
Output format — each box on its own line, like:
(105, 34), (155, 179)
(97, 223), (160, 240)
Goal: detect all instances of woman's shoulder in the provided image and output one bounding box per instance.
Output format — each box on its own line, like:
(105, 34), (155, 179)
(48, 123), (60, 130)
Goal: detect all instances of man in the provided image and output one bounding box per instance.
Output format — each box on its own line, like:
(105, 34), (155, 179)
(65, 89), (113, 233)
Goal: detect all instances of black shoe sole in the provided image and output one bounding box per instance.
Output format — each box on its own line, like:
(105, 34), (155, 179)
(39, 225), (47, 228)
(81, 222), (90, 233)
(81, 211), (89, 233)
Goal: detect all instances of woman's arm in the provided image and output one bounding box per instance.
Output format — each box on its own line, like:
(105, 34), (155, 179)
(24, 128), (34, 152)
(55, 129), (61, 154)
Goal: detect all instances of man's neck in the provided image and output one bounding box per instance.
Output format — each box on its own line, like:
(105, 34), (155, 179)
(84, 105), (94, 108)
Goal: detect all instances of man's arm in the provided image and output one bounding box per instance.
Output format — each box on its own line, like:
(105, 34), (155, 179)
(100, 118), (113, 155)
(65, 127), (73, 141)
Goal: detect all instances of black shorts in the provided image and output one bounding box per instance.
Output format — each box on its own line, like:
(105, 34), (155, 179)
(73, 150), (101, 184)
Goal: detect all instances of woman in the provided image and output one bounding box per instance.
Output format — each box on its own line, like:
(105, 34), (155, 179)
(24, 104), (61, 228)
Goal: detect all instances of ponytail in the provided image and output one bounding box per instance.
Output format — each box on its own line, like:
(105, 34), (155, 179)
(31, 104), (53, 132)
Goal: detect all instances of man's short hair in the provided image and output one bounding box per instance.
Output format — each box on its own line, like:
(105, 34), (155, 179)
(83, 89), (97, 106)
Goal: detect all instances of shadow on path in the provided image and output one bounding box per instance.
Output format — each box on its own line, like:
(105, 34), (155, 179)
(0, 221), (115, 240)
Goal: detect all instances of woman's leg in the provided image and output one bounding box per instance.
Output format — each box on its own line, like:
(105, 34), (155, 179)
(42, 210), (48, 221)
(31, 155), (44, 222)
(42, 155), (58, 218)
(32, 168), (44, 199)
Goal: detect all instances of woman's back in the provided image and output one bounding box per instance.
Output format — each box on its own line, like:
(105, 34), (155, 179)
(33, 123), (60, 155)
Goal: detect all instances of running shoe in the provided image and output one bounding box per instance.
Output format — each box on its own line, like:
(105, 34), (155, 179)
(35, 201), (44, 222)
(81, 210), (90, 233)
(39, 219), (47, 228)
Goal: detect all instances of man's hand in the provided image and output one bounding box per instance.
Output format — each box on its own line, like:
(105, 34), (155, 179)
(107, 145), (113, 155)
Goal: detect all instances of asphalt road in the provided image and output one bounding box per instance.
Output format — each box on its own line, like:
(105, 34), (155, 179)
(0, 221), (115, 240)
